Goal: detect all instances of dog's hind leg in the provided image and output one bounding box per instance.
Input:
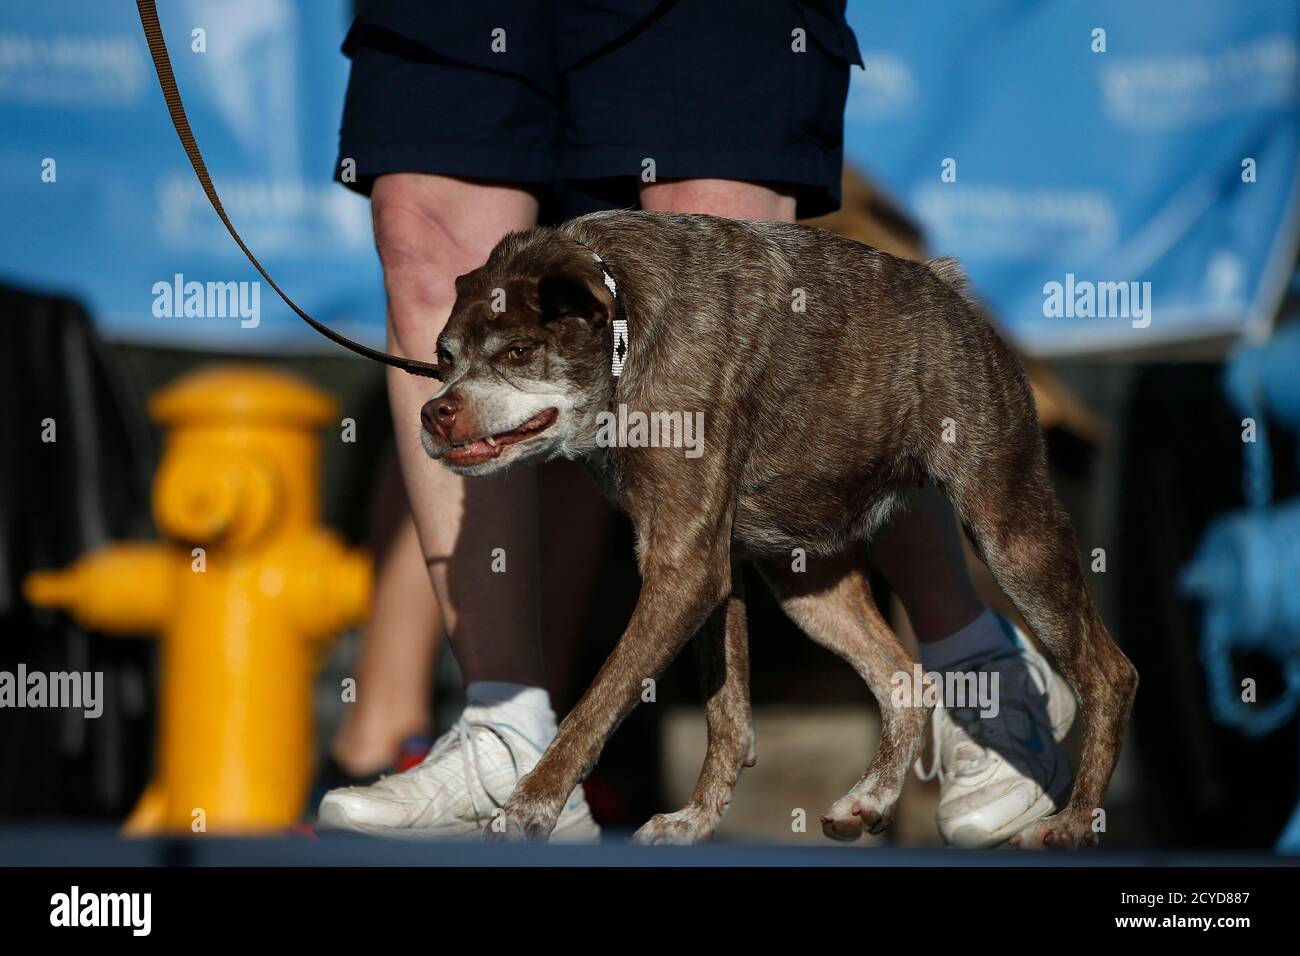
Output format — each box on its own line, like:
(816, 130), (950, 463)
(936, 424), (1137, 849)
(633, 562), (755, 845)
(758, 548), (931, 841)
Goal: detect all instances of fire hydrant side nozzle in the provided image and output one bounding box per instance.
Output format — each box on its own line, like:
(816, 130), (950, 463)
(285, 531), (374, 643)
(24, 543), (174, 634)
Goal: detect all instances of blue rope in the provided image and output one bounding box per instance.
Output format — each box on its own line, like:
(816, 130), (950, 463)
(1182, 317), (1300, 737)
(1182, 503), (1300, 735)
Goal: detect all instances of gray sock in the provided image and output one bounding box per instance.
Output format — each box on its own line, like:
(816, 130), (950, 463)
(918, 608), (1014, 674)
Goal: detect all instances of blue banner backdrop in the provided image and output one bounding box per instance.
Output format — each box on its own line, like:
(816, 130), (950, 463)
(1, 0), (384, 352)
(842, 0), (1300, 355)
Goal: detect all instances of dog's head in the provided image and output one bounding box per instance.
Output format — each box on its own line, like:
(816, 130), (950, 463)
(420, 233), (617, 476)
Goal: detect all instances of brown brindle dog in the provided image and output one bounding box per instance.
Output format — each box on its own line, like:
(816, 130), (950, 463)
(418, 209), (1137, 848)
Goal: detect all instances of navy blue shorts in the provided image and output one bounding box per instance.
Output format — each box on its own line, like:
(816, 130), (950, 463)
(336, 1), (862, 219)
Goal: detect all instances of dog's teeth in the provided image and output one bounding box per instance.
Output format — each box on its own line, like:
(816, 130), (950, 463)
(485, 436), (498, 447)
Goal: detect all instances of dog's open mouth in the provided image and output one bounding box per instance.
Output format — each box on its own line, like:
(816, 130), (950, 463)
(442, 408), (559, 466)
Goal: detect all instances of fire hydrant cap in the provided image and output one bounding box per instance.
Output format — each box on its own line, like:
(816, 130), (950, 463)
(149, 365), (337, 428)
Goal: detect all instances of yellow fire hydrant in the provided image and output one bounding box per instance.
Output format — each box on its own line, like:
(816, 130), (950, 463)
(24, 365), (371, 835)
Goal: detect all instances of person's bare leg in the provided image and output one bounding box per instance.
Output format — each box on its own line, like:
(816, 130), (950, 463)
(870, 484), (985, 643)
(537, 460), (611, 713)
(333, 514), (441, 773)
(374, 173), (544, 686)
(317, 175), (609, 839)
(639, 177), (796, 221)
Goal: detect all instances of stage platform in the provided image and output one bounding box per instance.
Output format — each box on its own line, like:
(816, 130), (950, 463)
(0, 826), (1291, 867)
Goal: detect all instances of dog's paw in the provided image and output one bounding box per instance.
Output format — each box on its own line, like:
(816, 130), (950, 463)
(481, 803), (558, 843)
(820, 793), (896, 842)
(1007, 811), (1099, 850)
(632, 806), (718, 846)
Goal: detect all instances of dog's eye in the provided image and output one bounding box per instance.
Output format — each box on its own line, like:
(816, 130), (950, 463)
(437, 348), (454, 367)
(505, 344), (533, 362)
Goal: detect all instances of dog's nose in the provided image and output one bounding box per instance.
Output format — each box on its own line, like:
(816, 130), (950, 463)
(421, 395), (459, 435)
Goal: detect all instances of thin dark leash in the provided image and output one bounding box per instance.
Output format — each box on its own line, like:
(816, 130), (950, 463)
(135, 0), (444, 379)
(136, 1), (629, 381)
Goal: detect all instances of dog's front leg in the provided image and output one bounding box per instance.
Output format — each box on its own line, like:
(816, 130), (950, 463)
(489, 535), (733, 841)
(633, 561), (754, 845)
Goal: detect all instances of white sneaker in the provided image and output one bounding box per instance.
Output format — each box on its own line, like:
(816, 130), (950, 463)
(317, 707), (600, 842)
(916, 622), (1077, 848)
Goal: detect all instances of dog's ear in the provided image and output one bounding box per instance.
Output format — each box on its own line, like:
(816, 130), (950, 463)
(536, 272), (610, 330)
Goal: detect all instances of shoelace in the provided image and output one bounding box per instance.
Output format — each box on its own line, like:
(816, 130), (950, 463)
(915, 706), (970, 784)
(913, 649), (1048, 785)
(413, 717), (527, 826)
